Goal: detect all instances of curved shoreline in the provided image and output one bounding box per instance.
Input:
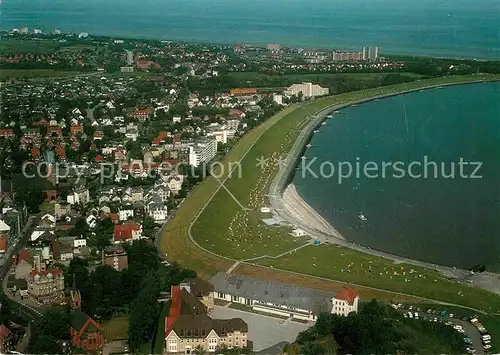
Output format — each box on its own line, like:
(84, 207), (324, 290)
(269, 78), (500, 291)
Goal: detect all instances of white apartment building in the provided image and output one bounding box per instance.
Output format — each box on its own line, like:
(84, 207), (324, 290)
(283, 82), (329, 99)
(188, 139), (218, 167)
(67, 188), (90, 205)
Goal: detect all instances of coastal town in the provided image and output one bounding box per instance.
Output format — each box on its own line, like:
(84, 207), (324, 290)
(0, 27), (499, 355)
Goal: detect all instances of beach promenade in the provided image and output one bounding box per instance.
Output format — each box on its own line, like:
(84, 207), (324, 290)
(268, 81), (500, 296)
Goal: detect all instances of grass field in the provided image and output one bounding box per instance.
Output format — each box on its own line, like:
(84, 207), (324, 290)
(161, 74), (500, 311)
(0, 69), (85, 80)
(229, 71), (424, 81)
(102, 316), (129, 341)
(0, 38), (61, 53)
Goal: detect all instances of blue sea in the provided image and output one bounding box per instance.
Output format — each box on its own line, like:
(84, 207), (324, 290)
(294, 82), (500, 271)
(1, 0), (499, 59)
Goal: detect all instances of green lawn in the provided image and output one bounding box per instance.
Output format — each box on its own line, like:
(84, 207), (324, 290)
(186, 74), (500, 311)
(228, 71), (426, 93)
(0, 38), (60, 53)
(102, 316), (129, 341)
(229, 71), (424, 81)
(0, 69), (84, 79)
(257, 244), (500, 312)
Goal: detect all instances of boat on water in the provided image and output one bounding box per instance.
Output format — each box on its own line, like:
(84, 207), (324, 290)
(306, 144), (312, 148)
(326, 115), (333, 119)
(321, 121), (326, 125)
(358, 212), (368, 221)
(314, 130), (320, 133)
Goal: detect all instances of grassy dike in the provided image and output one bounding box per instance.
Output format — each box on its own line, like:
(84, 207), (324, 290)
(161, 74), (500, 310)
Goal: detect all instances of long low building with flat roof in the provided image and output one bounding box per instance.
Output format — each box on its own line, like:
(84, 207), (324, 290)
(210, 272), (359, 321)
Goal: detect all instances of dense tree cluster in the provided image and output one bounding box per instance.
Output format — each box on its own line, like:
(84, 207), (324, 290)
(29, 308), (70, 354)
(289, 300), (465, 355)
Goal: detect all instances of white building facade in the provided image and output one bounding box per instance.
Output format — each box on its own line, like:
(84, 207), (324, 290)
(188, 139), (217, 167)
(283, 82), (329, 99)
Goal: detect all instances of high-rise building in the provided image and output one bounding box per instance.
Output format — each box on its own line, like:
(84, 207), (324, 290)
(125, 50), (134, 65)
(362, 46), (380, 60)
(188, 139), (218, 167)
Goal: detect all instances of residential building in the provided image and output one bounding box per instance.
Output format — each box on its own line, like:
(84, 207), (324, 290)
(15, 250), (32, 280)
(145, 198), (168, 223)
(164, 285), (248, 354)
(0, 220), (11, 238)
(272, 94), (283, 105)
(124, 187), (144, 202)
(67, 187), (90, 205)
(180, 278), (215, 312)
(118, 206), (134, 221)
(332, 287), (360, 316)
(0, 237), (7, 254)
(28, 266), (65, 304)
(165, 175), (183, 195)
(229, 88), (257, 96)
(70, 311), (105, 351)
(210, 272), (359, 321)
(283, 82), (329, 99)
(332, 51), (363, 61)
(188, 139), (217, 167)
(362, 46), (380, 60)
(102, 245), (128, 271)
(113, 223), (142, 244)
(54, 202), (71, 220)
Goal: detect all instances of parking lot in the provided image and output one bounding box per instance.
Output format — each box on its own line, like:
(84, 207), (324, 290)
(210, 305), (312, 352)
(396, 304), (488, 355)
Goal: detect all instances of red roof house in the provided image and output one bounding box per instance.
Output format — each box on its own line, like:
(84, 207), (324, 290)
(70, 311), (105, 351)
(165, 285), (181, 334)
(70, 125), (84, 135)
(31, 147), (41, 158)
(55, 146), (66, 158)
(0, 237), (7, 253)
(113, 223), (142, 243)
(17, 249), (31, 264)
(336, 287), (359, 306)
(0, 129), (15, 138)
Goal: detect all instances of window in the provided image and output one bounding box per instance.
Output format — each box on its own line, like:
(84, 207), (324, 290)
(208, 338), (218, 352)
(168, 339), (178, 353)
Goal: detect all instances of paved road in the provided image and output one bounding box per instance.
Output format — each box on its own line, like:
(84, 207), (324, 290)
(0, 214), (43, 319)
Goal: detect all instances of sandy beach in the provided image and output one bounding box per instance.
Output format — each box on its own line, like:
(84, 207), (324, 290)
(282, 184), (344, 239)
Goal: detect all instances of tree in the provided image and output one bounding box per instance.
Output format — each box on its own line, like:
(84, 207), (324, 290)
(93, 218), (115, 250)
(86, 265), (122, 318)
(29, 308), (70, 354)
(70, 217), (88, 236)
(15, 187), (45, 213)
(127, 271), (160, 350)
(193, 345), (207, 355)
